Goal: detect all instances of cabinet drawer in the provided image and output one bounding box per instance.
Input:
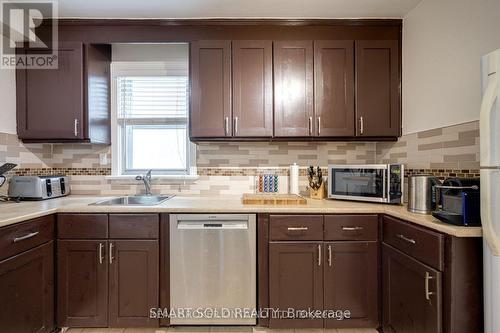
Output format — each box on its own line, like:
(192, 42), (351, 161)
(57, 214), (108, 239)
(0, 215), (54, 261)
(109, 214), (159, 239)
(383, 215), (444, 271)
(270, 215), (323, 241)
(324, 214), (378, 241)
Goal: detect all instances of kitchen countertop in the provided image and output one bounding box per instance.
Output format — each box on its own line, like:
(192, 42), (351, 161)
(0, 195), (482, 237)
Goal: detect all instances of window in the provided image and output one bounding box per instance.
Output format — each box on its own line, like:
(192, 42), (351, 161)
(111, 59), (195, 177)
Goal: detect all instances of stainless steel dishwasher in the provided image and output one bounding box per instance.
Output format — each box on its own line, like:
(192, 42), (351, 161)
(169, 214), (256, 325)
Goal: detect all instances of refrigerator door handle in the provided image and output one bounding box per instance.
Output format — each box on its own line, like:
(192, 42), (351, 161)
(481, 170), (500, 255)
(480, 75), (498, 167)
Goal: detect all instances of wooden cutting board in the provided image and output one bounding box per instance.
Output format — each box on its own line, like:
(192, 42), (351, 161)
(242, 193), (307, 205)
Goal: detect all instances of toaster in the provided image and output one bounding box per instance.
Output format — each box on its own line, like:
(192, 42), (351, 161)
(8, 176), (70, 200)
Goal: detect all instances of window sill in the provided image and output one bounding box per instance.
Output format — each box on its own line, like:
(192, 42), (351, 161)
(105, 175), (199, 181)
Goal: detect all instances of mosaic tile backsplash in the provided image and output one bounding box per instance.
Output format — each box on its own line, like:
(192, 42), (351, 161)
(0, 120), (480, 196)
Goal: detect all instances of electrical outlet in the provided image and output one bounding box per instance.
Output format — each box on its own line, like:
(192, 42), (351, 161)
(99, 153), (108, 166)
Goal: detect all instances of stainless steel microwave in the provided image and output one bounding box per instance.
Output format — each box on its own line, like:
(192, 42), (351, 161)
(328, 164), (404, 204)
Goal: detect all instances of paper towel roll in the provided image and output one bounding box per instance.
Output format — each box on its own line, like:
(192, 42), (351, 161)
(289, 163), (299, 195)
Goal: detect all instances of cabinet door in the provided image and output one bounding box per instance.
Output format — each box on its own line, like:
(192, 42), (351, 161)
(190, 40), (231, 138)
(232, 40), (273, 137)
(57, 240), (108, 327)
(274, 41), (314, 137)
(383, 244), (442, 333)
(324, 241), (378, 328)
(314, 40), (355, 137)
(269, 242), (323, 328)
(0, 242), (54, 333)
(109, 240), (159, 327)
(355, 40), (400, 137)
(17, 42), (84, 140)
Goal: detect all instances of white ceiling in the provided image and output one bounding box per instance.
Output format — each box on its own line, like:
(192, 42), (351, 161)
(57, 0), (423, 19)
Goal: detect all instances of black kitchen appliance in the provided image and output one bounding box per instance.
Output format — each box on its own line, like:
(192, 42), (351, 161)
(432, 177), (481, 226)
(0, 163), (17, 187)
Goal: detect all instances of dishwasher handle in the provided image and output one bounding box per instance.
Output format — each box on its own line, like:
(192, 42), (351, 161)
(177, 220), (248, 230)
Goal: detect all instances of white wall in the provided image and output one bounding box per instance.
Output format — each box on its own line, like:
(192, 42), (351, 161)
(112, 43), (188, 62)
(402, 0), (500, 134)
(0, 68), (17, 134)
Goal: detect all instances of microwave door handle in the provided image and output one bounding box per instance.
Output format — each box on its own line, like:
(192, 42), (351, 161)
(382, 170), (387, 200)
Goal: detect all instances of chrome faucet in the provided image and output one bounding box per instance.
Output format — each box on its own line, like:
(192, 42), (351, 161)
(135, 169), (153, 195)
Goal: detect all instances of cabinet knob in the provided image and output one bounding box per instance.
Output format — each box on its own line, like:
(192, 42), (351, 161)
(317, 117), (321, 135)
(98, 243), (104, 264)
(224, 117), (229, 136)
(425, 271), (436, 301)
(234, 117), (238, 135)
(317, 244), (322, 266)
(359, 116), (364, 135)
(73, 119), (79, 137)
(109, 242), (114, 264)
(308, 117), (313, 136)
(328, 245), (332, 267)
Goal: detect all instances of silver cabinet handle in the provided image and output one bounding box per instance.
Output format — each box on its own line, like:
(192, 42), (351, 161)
(98, 243), (104, 264)
(328, 245), (332, 267)
(287, 226), (308, 231)
(308, 117), (313, 136)
(396, 233), (416, 244)
(425, 272), (435, 301)
(13, 231), (39, 243)
(359, 116), (364, 135)
(109, 242), (114, 264)
(224, 117), (229, 136)
(74, 118), (79, 137)
(317, 244), (321, 266)
(317, 117), (321, 135)
(341, 226), (364, 231)
(234, 116), (238, 134)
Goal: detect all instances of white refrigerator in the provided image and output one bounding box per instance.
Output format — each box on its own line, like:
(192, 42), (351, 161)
(481, 49), (500, 333)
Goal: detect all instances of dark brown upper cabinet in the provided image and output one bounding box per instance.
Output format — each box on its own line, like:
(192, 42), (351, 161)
(324, 241), (378, 328)
(355, 40), (400, 137)
(16, 42), (111, 143)
(269, 242), (323, 329)
(274, 41), (314, 137)
(232, 40), (273, 137)
(314, 40), (355, 137)
(190, 40), (232, 138)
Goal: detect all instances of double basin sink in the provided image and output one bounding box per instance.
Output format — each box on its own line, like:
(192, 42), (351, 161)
(91, 195), (174, 206)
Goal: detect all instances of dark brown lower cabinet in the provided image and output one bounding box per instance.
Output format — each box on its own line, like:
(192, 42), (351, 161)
(269, 242), (323, 328)
(382, 243), (442, 333)
(324, 241), (378, 328)
(57, 240), (108, 327)
(0, 241), (54, 333)
(58, 239), (159, 328)
(109, 240), (159, 327)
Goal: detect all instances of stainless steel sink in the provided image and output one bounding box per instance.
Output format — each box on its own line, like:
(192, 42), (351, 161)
(91, 195), (174, 206)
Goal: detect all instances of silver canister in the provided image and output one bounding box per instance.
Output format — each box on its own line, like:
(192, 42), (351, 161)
(407, 174), (441, 214)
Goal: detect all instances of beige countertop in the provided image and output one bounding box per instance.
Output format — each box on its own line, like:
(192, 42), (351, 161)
(0, 195), (482, 237)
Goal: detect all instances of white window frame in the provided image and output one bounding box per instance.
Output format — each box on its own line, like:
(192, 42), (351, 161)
(109, 61), (197, 179)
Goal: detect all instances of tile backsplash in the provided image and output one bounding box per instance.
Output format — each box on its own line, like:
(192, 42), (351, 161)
(0, 120), (480, 196)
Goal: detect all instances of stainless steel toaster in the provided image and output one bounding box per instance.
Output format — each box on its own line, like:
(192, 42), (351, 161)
(8, 176), (70, 200)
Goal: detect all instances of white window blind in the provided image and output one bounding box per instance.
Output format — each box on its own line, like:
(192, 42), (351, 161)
(113, 61), (193, 176)
(117, 76), (188, 119)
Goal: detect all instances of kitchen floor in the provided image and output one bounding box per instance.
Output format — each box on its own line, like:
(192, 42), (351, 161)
(66, 327), (378, 333)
